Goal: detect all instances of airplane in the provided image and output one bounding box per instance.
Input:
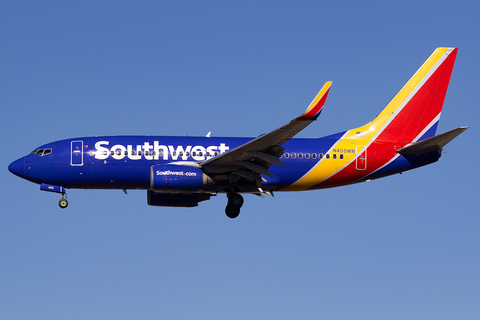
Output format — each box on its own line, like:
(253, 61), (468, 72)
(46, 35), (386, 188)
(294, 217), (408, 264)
(8, 47), (468, 218)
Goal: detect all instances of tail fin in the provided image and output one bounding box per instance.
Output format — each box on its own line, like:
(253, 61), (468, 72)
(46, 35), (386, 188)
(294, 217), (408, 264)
(367, 47), (457, 144)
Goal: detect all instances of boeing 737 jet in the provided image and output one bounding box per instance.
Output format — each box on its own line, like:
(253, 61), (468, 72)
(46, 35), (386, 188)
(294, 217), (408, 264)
(9, 47), (467, 218)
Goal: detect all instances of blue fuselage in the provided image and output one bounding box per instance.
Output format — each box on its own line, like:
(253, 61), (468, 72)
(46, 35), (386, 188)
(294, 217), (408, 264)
(9, 135), (342, 192)
(9, 133), (440, 194)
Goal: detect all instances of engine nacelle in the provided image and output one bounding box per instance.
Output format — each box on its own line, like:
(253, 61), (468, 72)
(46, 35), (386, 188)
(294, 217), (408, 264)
(147, 191), (211, 207)
(150, 164), (213, 191)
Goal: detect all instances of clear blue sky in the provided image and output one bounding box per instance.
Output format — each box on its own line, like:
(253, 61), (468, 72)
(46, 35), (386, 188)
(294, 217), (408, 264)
(1, 1), (478, 319)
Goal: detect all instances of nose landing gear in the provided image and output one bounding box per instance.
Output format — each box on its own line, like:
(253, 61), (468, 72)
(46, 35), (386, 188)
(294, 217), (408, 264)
(59, 193), (68, 209)
(40, 184), (68, 209)
(225, 193), (244, 218)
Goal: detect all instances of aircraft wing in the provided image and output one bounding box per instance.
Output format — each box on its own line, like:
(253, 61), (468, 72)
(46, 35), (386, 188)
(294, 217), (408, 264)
(200, 81), (332, 183)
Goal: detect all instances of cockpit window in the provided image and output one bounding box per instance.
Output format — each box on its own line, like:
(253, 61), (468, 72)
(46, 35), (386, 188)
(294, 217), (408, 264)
(29, 148), (52, 156)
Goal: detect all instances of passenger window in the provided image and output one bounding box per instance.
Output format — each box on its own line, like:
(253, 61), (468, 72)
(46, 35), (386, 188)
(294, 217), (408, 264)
(159, 151), (163, 157)
(145, 151), (150, 156)
(340, 154), (344, 159)
(312, 153), (317, 159)
(284, 153), (289, 159)
(124, 151), (128, 156)
(298, 153), (303, 159)
(104, 151), (108, 156)
(333, 154), (337, 159)
(192, 152), (196, 156)
(291, 153), (296, 159)
(305, 153), (310, 159)
(152, 151), (156, 156)
(319, 153), (324, 159)
(179, 151), (183, 156)
(116, 150), (121, 156)
(215, 152), (219, 156)
(110, 151), (114, 156)
(138, 151), (143, 156)
(186, 152), (190, 157)
(326, 154), (330, 159)
(131, 151), (136, 156)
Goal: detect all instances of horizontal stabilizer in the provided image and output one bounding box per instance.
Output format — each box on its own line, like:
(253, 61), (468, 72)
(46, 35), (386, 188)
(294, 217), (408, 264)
(397, 127), (468, 155)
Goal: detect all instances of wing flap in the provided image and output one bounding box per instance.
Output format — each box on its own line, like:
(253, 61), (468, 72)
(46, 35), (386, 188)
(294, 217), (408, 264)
(247, 151), (286, 166)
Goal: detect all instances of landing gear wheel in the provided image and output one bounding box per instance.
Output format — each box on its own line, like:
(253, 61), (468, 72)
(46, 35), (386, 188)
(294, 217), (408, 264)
(228, 193), (244, 207)
(225, 205), (241, 219)
(225, 193), (244, 218)
(59, 198), (68, 209)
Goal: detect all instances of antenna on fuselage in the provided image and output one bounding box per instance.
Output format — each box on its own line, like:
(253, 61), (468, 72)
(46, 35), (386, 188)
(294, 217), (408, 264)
(206, 131), (211, 138)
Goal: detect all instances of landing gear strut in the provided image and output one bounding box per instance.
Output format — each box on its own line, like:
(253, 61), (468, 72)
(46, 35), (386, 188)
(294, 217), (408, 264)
(225, 193), (244, 218)
(59, 193), (68, 209)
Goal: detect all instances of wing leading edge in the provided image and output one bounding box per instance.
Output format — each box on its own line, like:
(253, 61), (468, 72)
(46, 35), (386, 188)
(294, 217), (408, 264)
(200, 81), (332, 186)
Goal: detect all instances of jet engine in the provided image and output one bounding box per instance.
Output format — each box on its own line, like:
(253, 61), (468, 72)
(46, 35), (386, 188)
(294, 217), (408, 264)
(150, 164), (213, 191)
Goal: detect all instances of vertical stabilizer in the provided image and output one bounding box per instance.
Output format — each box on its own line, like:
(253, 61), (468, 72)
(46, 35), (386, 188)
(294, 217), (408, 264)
(368, 47), (457, 144)
(283, 48), (459, 192)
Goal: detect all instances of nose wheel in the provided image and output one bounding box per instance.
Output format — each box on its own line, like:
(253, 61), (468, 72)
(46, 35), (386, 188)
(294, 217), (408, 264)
(59, 193), (68, 209)
(225, 193), (244, 218)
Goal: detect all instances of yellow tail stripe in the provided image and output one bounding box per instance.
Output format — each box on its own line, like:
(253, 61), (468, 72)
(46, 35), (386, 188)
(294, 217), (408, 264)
(283, 48), (452, 191)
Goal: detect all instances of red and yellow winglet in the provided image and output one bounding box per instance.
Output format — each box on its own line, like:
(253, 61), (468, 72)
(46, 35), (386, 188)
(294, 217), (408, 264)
(295, 81), (332, 121)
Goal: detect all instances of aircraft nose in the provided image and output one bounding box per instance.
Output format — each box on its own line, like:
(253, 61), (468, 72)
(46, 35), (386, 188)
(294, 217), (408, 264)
(8, 158), (25, 178)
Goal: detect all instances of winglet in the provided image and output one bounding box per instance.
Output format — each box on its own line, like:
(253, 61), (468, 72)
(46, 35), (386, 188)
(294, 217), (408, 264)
(295, 81), (332, 121)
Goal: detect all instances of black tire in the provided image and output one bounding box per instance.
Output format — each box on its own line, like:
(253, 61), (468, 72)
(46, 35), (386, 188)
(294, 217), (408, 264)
(228, 193), (244, 208)
(59, 199), (68, 209)
(225, 204), (240, 219)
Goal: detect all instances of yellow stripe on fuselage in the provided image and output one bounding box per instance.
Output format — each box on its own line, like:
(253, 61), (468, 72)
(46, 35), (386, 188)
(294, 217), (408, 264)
(282, 48), (450, 191)
(282, 131), (369, 191)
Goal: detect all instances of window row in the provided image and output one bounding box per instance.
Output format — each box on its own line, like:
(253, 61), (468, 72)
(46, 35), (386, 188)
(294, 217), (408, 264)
(282, 152), (344, 160)
(97, 150), (220, 157)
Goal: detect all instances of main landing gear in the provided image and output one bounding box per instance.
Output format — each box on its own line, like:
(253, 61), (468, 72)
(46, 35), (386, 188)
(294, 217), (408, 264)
(225, 193), (244, 219)
(59, 193), (68, 209)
